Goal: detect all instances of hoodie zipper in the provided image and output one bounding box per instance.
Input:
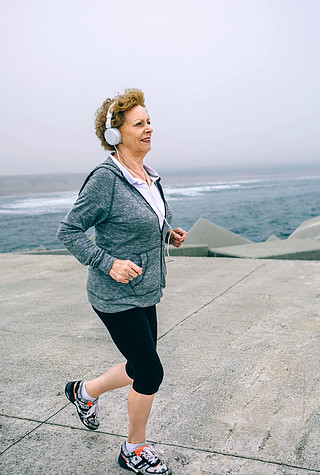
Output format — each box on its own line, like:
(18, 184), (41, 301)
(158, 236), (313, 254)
(122, 174), (169, 287)
(80, 159), (169, 286)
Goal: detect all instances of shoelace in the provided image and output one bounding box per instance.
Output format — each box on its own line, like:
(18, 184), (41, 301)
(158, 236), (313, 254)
(84, 401), (99, 419)
(140, 445), (164, 464)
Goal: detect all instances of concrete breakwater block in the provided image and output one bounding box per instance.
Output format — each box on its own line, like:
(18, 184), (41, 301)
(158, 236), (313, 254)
(265, 234), (281, 242)
(288, 215), (320, 241)
(185, 217), (252, 248)
(210, 238), (320, 260)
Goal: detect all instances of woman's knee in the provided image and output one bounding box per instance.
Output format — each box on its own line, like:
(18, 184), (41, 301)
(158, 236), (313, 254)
(133, 360), (164, 395)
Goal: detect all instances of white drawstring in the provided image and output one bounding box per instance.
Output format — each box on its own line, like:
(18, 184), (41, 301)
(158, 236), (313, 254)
(162, 218), (175, 263)
(146, 185), (175, 263)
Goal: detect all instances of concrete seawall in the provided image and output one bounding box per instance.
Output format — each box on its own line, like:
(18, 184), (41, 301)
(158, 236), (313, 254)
(1, 254), (320, 474)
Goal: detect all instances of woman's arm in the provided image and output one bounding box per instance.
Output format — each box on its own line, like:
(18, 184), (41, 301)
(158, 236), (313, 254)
(56, 167), (116, 275)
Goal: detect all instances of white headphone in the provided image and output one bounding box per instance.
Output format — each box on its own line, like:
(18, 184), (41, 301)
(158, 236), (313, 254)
(104, 104), (122, 146)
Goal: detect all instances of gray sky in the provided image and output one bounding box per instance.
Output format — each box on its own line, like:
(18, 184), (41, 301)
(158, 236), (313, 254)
(1, 0), (319, 175)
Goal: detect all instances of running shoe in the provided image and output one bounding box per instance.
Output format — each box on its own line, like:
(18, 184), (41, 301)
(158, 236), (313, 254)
(118, 442), (172, 474)
(65, 380), (100, 430)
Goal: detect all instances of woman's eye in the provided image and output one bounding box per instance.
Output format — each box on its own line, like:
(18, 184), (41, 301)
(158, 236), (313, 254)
(135, 121), (151, 126)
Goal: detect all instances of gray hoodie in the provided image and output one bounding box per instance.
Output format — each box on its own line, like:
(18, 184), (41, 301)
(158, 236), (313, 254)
(57, 155), (173, 313)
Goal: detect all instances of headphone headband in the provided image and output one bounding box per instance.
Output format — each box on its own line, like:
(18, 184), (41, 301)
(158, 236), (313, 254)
(105, 101), (122, 146)
(106, 102), (116, 129)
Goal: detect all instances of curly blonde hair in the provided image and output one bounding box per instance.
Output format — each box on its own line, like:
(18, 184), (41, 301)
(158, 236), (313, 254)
(95, 88), (145, 151)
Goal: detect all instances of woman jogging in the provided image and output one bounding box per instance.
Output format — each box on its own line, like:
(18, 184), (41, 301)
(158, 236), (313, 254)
(57, 88), (187, 474)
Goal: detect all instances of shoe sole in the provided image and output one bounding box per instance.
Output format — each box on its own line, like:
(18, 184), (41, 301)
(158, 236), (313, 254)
(65, 381), (99, 431)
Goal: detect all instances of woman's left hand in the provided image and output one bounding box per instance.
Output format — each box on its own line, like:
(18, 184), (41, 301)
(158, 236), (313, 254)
(168, 228), (188, 248)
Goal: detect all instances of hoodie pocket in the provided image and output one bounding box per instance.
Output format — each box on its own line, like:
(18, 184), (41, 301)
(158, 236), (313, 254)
(130, 245), (161, 296)
(87, 267), (136, 303)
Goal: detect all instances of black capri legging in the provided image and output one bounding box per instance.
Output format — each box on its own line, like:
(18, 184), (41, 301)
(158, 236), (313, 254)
(92, 305), (164, 396)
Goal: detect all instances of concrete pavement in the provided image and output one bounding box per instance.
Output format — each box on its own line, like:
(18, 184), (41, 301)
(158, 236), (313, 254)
(1, 254), (320, 474)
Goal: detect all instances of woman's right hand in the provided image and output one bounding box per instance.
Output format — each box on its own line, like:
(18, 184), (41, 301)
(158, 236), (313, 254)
(109, 259), (143, 283)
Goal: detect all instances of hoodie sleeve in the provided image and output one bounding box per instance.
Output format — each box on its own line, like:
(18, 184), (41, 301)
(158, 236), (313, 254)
(56, 167), (116, 274)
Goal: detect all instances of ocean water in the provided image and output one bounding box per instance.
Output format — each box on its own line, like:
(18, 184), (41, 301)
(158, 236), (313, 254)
(0, 174), (319, 253)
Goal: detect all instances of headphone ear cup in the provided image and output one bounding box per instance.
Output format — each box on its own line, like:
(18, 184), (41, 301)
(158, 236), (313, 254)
(105, 128), (122, 146)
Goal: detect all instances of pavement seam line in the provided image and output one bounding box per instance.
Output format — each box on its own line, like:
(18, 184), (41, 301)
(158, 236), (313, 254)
(0, 413), (127, 443)
(159, 441), (320, 473)
(1, 414), (319, 473)
(0, 403), (70, 456)
(158, 262), (266, 341)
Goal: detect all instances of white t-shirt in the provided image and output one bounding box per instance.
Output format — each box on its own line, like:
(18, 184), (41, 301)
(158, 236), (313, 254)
(110, 154), (166, 230)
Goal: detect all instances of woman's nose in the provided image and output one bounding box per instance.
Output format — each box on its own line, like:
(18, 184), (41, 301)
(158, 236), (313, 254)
(146, 124), (153, 133)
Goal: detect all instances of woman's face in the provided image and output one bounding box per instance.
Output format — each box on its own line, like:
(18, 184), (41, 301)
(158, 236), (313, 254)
(119, 105), (153, 156)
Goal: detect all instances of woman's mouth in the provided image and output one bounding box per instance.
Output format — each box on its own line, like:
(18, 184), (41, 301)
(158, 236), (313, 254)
(141, 137), (151, 143)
